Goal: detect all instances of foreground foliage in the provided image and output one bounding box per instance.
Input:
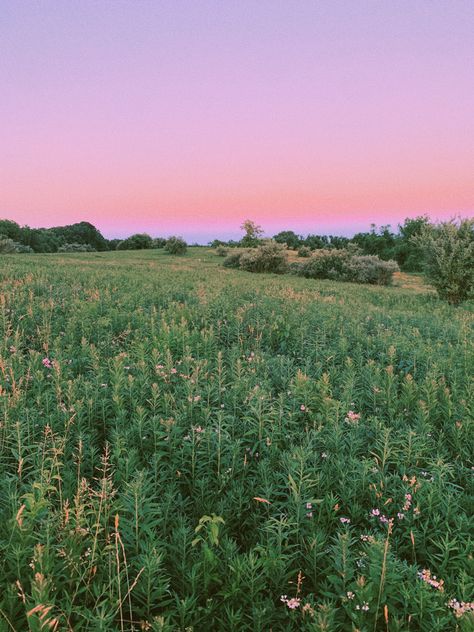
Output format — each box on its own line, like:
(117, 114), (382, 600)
(0, 249), (472, 631)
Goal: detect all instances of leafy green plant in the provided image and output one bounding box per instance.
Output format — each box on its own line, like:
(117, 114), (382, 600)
(238, 240), (288, 274)
(413, 218), (474, 304)
(164, 236), (187, 255)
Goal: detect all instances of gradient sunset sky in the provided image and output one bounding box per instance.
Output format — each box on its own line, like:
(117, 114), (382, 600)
(1, 1), (473, 241)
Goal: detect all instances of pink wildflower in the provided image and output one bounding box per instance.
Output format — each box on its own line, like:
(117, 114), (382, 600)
(42, 358), (52, 369)
(418, 569), (444, 592)
(345, 410), (361, 424)
(286, 597), (300, 609)
(448, 599), (474, 618)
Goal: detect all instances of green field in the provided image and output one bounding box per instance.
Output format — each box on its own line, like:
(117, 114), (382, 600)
(0, 249), (472, 631)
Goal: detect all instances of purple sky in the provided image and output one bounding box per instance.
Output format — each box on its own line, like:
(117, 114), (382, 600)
(1, 1), (473, 240)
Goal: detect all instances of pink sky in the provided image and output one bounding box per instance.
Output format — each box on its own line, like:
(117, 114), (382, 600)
(1, 1), (473, 240)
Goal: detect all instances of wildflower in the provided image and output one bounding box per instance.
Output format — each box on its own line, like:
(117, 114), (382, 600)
(418, 569), (444, 592)
(448, 598), (474, 618)
(280, 595), (301, 609)
(42, 357), (53, 369)
(300, 404), (306, 412)
(170, 368), (177, 374)
(360, 534), (375, 543)
(193, 426), (204, 434)
(253, 496), (271, 505)
(340, 517), (351, 524)
(397, 512), (405, 520)
(321, 452), (328, 458)
(306, 512), (313, 518)
(306, 502), (312, 509)
(370, 508), (380, 517)
(345, 410), (360, 424)
(346, 591), (355, 600)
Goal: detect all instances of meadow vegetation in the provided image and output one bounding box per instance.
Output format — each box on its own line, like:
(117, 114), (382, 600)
(0, 248), (472, 631)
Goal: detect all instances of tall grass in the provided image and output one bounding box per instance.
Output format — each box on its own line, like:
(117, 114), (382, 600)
(0, 249), (472, 631)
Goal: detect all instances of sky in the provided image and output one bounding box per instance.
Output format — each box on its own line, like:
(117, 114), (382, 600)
(1, 1), (473, 241)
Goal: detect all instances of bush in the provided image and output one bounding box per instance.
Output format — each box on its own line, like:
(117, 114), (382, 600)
(295, 249), (398, 285)
(58, 242), (96, 252)
(14, 243), (34, 253)
(239, 241), (288, 274)
(215, 246), (228, 257)
(297, 249), (351, 279)
(223, 252), (243, 268)
(0, 236), (34, 254)
(345, 255), (399, 285)
(164, 236), (187, 255)
(297, 246), (311, 258)
(413, 218), (474, 304)
(0, 237), (17, 254)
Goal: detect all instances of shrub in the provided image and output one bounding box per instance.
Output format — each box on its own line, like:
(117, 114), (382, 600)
(413, 218), (474, 304)
(0, 237), (17, 254)
(239, 241), (288, 274)
(164, 236), (187, 255)
(297, 249), (351, 279)
(0, 236), (34, 254)
(345, 255), (399, 285)
(223, 252), (243, 268)
(297, 246), (311, 258)
(295, 249), (398, 285)
(14, 243), (34, 253)
(215, 246), (228, 257)
(58, 242), (96, 252)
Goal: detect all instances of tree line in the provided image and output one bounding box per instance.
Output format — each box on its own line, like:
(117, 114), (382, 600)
(211, 216), (431, 272)
(0, 220), (185, 254)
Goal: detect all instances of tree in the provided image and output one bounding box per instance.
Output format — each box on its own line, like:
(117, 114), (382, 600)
(152, 237), (167, 248)
(117, 233), (153, 250)
(240, 220), (264, 247)
(50, 221), (109, 251)
(413, 218), (474, 304)
(273, 230), (301, 249)
(0, 220), (22, 241)
(394, 216), (430, 271)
